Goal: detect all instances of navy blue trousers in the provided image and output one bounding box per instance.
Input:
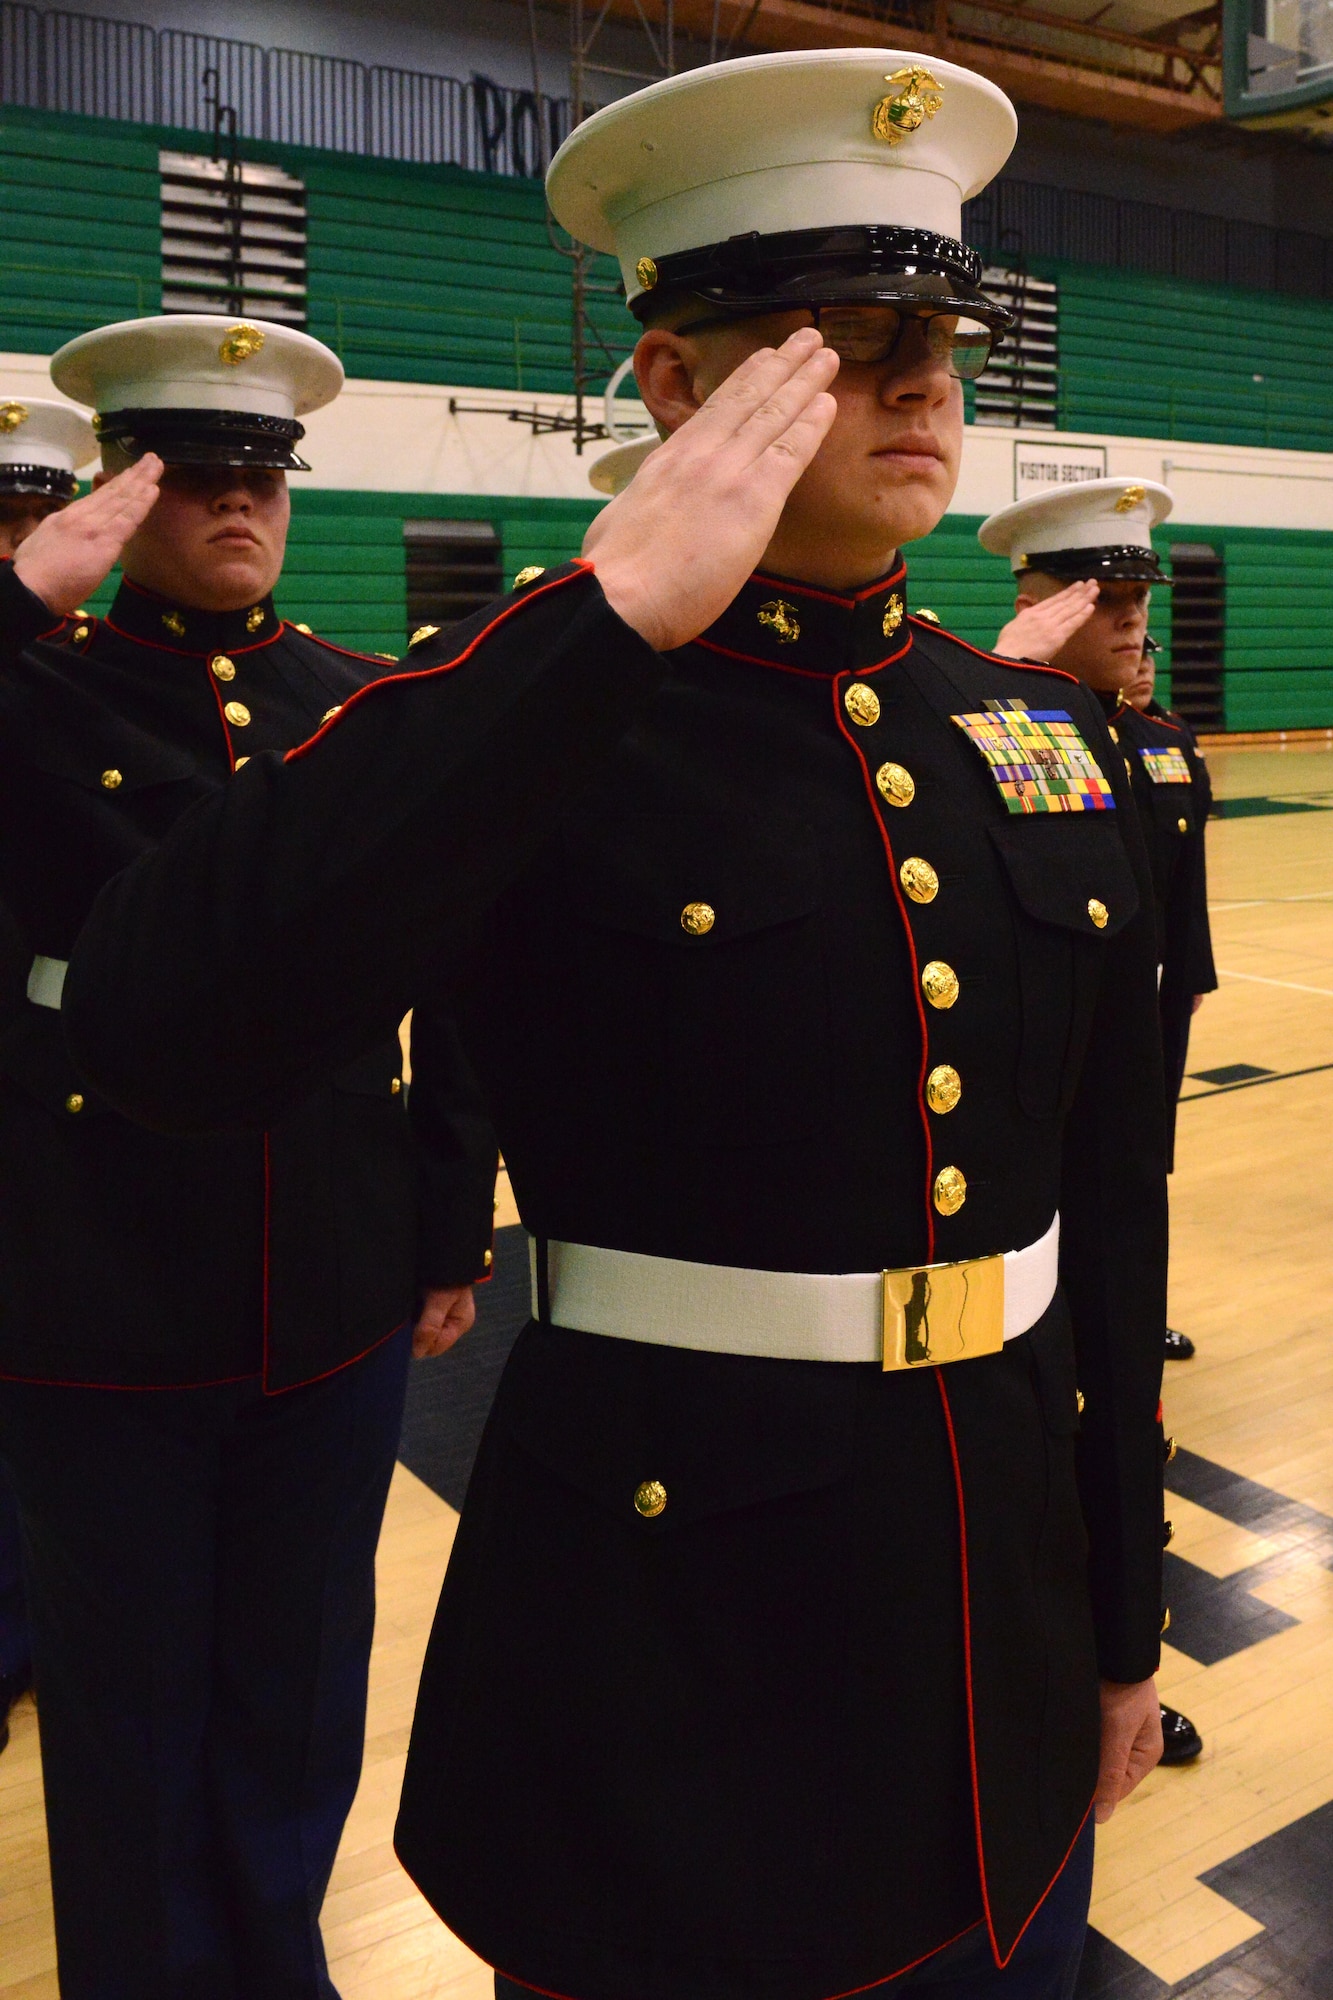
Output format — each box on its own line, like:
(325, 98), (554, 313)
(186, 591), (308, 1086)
(0, 1325), (411, 2000)
(0, 1451), (31, 1687)
(493, 1815), (1093, 2000)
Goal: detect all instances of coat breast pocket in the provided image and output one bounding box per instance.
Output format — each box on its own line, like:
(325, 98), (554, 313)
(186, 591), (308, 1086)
(555, 813), (831, 1148)
(988, 816), (1139, 1120)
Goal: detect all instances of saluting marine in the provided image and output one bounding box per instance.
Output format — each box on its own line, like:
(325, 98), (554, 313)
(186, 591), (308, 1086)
(0, 395), (97, 1758)
(0, 318), (495, 1997)
(984, 476), (1219, 1772)
(66, 53), (1169, 2000)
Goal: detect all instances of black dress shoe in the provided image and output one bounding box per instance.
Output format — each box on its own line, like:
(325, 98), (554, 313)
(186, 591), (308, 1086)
(1165, 1327), (1196, 1360)
(1160, 1704), (1203, 1764)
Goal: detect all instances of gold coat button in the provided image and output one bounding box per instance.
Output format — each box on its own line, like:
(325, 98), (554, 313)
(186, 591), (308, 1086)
(925, 1064), (961, 1114)
(1161, 1607), (1172, 1635)
(65, 1092), (84, 1114)
(1108, 726), (1120, 743)
(483, 1248), (494, 1269)
(634, 1479), (667, 1518)
(844, 682), (880, 727)
(915, 607), (941, 625)
(322, 706), (342, 724)
(1087, 898), (1108, 929)
(1165, 1434), (1178, 1463)
(211, 655), (236, 682)
(921, 960), (959, 1009)
(1177, 817), (1188, 834)
(101, 768), (122, 790)
(410, 623), (440, 646)
(234, 756), (250, 769)
(1077, 1389), (1086, 1415)
(513, 566), (546, 587)
(876, 761), (915, 808)
(1164, 1519), (1175, 1546)
(933, 1165), (967, 1215)
(390, 1077), (402, 1095)
(293, 622), (312, 635)
(681, 902), (715, 937)
(900, 856), (939, 904)
(72, 624), (89, 644)
(223, 701), (251, 727)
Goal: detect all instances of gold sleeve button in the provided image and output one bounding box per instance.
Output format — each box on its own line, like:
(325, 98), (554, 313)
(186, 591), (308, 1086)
(65, 1092), (84, 1114)
(900, 857), (939, 904)
(1087, 898), (1108, 929)
(101, 768), (122, 790)
(876, 762), (914, 808)
(933, 1165), (967, 1215)
(634, 1479), (667, 1518)
(681, 902), (715, 937)
(844, 682), (880, 727)
(921, 960), (959, 1009)
(211, 655), (236, 682)
(925, 1065), (961, 1114)
(223, 701), (251, 727)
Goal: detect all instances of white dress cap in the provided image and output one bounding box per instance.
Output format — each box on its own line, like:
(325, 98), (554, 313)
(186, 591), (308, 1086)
(588, 436), (659, 497)
(979, 476), (1175, 577)
(0, 396), (97, 497)
(547, 48), (1016, 304)
(51, 315), (343, 422)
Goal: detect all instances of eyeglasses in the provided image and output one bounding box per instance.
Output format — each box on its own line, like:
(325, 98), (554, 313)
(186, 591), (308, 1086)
(677, 303), (999, 380)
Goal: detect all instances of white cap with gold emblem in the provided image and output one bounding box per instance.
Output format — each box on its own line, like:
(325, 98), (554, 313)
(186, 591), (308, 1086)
(546, 48), (1016, 325)
(979, 475), (1174, 583)
(49, 314), (344, 471)
(0, 395), (98, 501)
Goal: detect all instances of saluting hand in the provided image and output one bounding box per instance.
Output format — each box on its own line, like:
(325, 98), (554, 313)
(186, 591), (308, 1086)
(13, 454), (163, 618)
(993, 578), (1099, 663)
(583, 327), (840, 654)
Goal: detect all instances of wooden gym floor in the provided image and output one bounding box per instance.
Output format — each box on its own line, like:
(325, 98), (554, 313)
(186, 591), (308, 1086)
(5, 740), (1333, 1998)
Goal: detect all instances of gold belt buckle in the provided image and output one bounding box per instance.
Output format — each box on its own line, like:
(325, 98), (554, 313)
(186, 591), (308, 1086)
(882, 1253), (1005, 1371)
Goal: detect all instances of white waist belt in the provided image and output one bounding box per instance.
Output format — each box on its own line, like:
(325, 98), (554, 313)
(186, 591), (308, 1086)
(26, 956), (67, 1011)
(529, 1213), (1060, 1369)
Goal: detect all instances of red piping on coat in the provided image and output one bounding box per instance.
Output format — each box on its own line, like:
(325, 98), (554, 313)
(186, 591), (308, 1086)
(935, 1371), (1097, 1968)
(103, 617), (285, 661)
(490, 1918), (982, 2000)
(285, 563), (594, 763)
(750, 559), (907, 609)
(830, 637), (935, 1261)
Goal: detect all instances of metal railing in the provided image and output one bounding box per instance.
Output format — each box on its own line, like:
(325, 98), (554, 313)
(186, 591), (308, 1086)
(0, 4), (574, 174)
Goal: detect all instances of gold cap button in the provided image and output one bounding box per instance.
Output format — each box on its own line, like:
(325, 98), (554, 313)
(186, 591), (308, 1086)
(224, 701), (251, 727)
(921, 960), (959, 1010)
(900, 856), (939, 904)
(933, 1165), (967, 1215)
(72, 624), (89, 643)
(211, 655), (236, 682)
(925, 1064), (961, 1115)
(1177, 817), (1188, 833)
(634, 1479), (667, 1518)
(1087, 898), (1108, 929)
(65, 1092), (84, 1114)
(681, 902), (715, 937)
(390, 1077), (402, 1095)
(876, 761), (915, 808)
(513, 566), (546, 588)
(101, 768), (122, 790)
(844, 682), (880, 727)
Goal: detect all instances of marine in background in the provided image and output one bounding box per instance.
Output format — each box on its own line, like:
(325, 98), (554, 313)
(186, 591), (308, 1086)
(984, 474), (1216, 1771)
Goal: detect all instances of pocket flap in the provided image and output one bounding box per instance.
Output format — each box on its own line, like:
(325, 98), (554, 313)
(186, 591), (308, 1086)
(988, 817), (1138, 937)
(499, 1322), (855, 1528)
(557, 814), (822, 945)
(331, 1041), (406, 1098)
(22, 711), (197, 795)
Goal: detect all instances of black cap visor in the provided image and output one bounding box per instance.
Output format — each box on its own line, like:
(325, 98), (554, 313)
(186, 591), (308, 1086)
(1025, 544), (1171, 586)
(0, 464), (77, 502)
(635, 225), (1015, 333)
(96, 408), (310, 472)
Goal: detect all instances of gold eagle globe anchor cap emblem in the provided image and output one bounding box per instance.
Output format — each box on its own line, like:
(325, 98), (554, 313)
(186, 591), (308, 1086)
(0, 402), (29, 433)
(872, 67), (945, 147)
(219, 323), (267, 367)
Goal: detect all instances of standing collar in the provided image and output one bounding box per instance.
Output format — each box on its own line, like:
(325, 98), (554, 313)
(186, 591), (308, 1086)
(692, 557), (911, 678)
(107, 577), (281, 653)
